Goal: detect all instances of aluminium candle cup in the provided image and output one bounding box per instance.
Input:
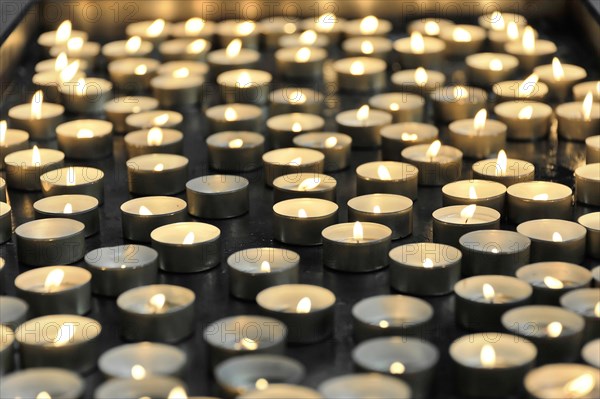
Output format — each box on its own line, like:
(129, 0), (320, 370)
(151, 222), (221, 273)
(124, 128), (184, 158)
(516, 262), (592, 305)
(352, 337), (439, 399)
(203, 315), (287, 367)
(94, 377), (186, 399)
(158, 38), (212, 62)
(593, 266), (600, 287)
(55, 119), (113, 160)
(258, 17), (298, 49)
(0, 202), (11, 243)
(217, 69), (272, 105)
(33, 194), (99, 237)
(380, 123), (438, 161)
(556, 101), (600, 141)
(560, 288), (600, 342)
(101, 39), (153, 63)
(534, 62), (587, 102)
(578, 212), (600, 259)
(517, 219), (587, 264)
(449, 333), (537, 399)
(40, 166), (104, 204)
(0, 126), (29, 169)
(432, 205), (501, 248)
(586, 135), (600, 163)
(439, 24), (487, 57)
(504, 39), (557, 71)
(494, 101), (553, 141)
(206, 131), (264, 172)
(59, 78), (114, 115)
(300, 15), (345, 44)
(351, 295), (434, 342)
(98, 342), (186, 379)
(524, 363), (600, 399)
(31, 71), (85, 103)
(126, 109), (183, 130)
(274, 47), (327, 80)
(392, 35), (446, 69)
(206, 48), (261, 78)
(206, 103), (263, 133)
(215, 354), (305, 397)
(0, 258), (4, 292)
(292, 133), (352, 172)
(269, 88), (323, 115)
(262, 148), (325, 187)
(272, 198), (338, 246)
(573, 80), (600, 101)
(186, 175), (249, 219)
(333, 57), (387, 93)
(0, 178), (5, 201)
(216, 21), (260, 49)
(256, 284), (335, 344)
(448, 118), (507, 159)
(390, 69), (446, 97)
(150, 73), (205, 108)
(1, 368), (84, 398)
(401, 143), (463, 186)
(507, 181), (573, 223)
(227, 247), (299, 301)
(16, 315), (101, 373)
(472, 157), (535, 186)
(120, 196), (187, 243)
(442, 180), (506, 213)
(342, 36), (392, 59)
(8, 101), (64, 141)
(465, 53), (520, 87)
(335, 108), (392, 148)
(117, 284), (195, 343)
(368, 92), (426, 123)
(454, 275), (533, 331)
(322, 222), (392, 273)
(4, 148), (64, 191)
(348, 194), (413, 240)
(492, 79), (549, 103)
(1, 324), (14, 374)
(15, 218), (85, 266)
(318, 373), (411, 399)
(501, 305), (585, 364)
(273, 173), (336, 203)
(267, 113), (325, 148)
(126, 153), (189, 196)
(355, 161), (418, 199)
(0, 296), (29, 329)
(389, 243), (461, 296)
(459, 230), (531, 276)
(581, 339), (600, 367)
(575, 163), (600, 205)
(430, 86), (488, 123)
(84, 244), (158, 297)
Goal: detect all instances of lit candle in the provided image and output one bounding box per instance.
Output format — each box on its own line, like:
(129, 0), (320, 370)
(126, 153), (189, 195)
(33, 194), (99, 237)
(55, 119), (113, 160)
(98, 342), (186, 379)
(575, 163), (600, 206)
(401, 140), (463, 186)
(556, 91), (600, 141)
(4, 145), (65, 191)
(1, 368), (84, 398)
(272, 198), (338, 245)
(217, 68), (272, 104)
(272, 172), (336, 203)
(94, 377), (187, 399)
(262, 148), (324, 187)
(442, 179), (507, 212)
(505, 26), (558, 70)
(124, 127), (184, 157)
(393, 31), (446, 69)
(494, 101), (553, 140)
(335, 104), (392, 148)
(0, 201), (11, 244)
(49, 37), (101, 68)
(150, 67), (205, 107)
(120, 196), (187, 242)
(343, 16), (392, 38)
(104, 96), (159, 133)
(506, 181), (572, 223)
(516, 219), (587, 264)
(492, 73), (549, 102)
(342, 36), (392, 59)
(186, 175), (249, 219)
(578, 212), (600, 259)
(407, 18), (455, 37)
(478, 11), (527, 31)
(267, 112), (325, 148)
(586, 135), (600, 163)
(0, 120), (29, 170)
(126, 109), (183, 130)
(158, 38), (212, 62)
(40, 166), (105, 203)
(488, 20), (531, 52)
(258, 16), (299, 49)
(390, 67), (446, 96)
(368, 92), (426, 123)
(278, 29), (330, 48)
(300, 13), (345, 43)
(432, 205), (501, 247)
(126, 19), (170, 44)
(292, 132), (352, 172)
(472, 149), (535, 186)
(207, 39), (260, 77)
(355, 161), (419, 200)
(32, 58), (84, 102)
(517, 262), (592, 305)
(448, 108), (507, 158)
(573, 80), (600, 101)
(333, 57), (387, 92)
(107, 57), (160, 93)
(205, 103), (263, 133)
(380, 122), (438, 161)
(158, 60), (209, 78)
(59, 76), (113, 115)
(274, 46), (327, 80)
(525, 364), (599, 399)
(560, 288), (600, 342)
(269, 87), (323, 115)
(465, 52), (520, 86)
(206, 131), (264, 172)
(37, 20), (88, 52)
(217, 20), (259, 49)
(348, 194), (412, 240)
(170, 17), (216, 40)
(439, 24), (486, 56)
(8, 90), (64, 141)
(430, 85), (488, 122)
(534, 57), (587, 101)
(102, 35), (153, 62)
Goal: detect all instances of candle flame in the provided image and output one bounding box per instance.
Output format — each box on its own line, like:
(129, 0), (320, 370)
(410, 31), (425, 54)
(298, 178), (321, 191)
(507, 22), (520, 41)
(469, 185), (478, 199)
(533, 193), (549, 201)
(316, 14), (335, 32)
(53, 322), (75, 346)
(167, 386), (188, 399)
(518, 106), (534, 120)
(239, 337), (258, 351)
(31, 91), (44, 120)
(563, 374), (595, 398)
(552, 232), (563, 242)
(294, 47), (311, 63)
(424, 21), (440, 36)
(353, 221), (364, 242)
(297, 208), (308, 218)
(522, 26), (536, 53)
(324, 136), (338, 148)
(552, 57), (565, 81)
(595, 302), (600, 317)
(63, 203), (73, 214)
(226, 39), (242, 58)
(452, 27), (472, 42)
(55, 20), (72, 44)
(490, 11), (505, 31)
(299, 30), (317, 45)
(482, 283), (495, 301)
(453, 85), (468, 100)
(544, 275), (564, 289)
(296, 297), (312, 313)
(67, 37), (84, 52)
(59, 60), (80, 82)
(139, 205), (153, 215)
(66, 166), (76, 186)
(582, 92), (594, 122)
(495, 150), (507, 176)
(126, 36), (142, 54)
(75, 78), (86, 96)
(546, 321), (563, 337)
(360, 16), (379, 35)
(414, 67), (429, 86)
(236, 21), (255, 36)
(55, 52), (68, 71)
(460, 204), (477, 220)
(389, 362), (406, 375)
(152, 113), (169, 126)
(379, 320), (389, 328)
(153, 163), (165, 172)
(361, 40), (374, 54)
(377, 165), (392, 180)
(373, 205), (381, 214)
(422, 258), (434, 268)
(289, 157), (302, 165)
(131, 364), (147, 380)
(32, 145), (41, 164)
(255, 378), (269, 390)
(473, 109), (487, 132)
(283, 23), (297, 34)
(186, 39), (207, 54)
(172, 67), (190, 79)
(146, 19), (166, 37)
(489, 58), (504, 71)
(518, 74), (539, 97)
(76, 128), (94, 138)
(350, 60), (365, 76)
(260, 261), (271, 273)
(491, 248), (500, 254)
(44, 268), (65, 292)
(288, 90), (307, 104)
(400, 133), (418, 142)
(228, 138), (244, 148)
(357, 104), (370, 121)
(389, 102), (400, 111)
(146, 127), (163, 146)
(182, 232), (195, 245)
(134, 64), (148, 76)
(149, 293), (166, 312)
(36, 392), (51, 399)
(185, 18), (206, 35)
(224, 107), (238, 121)
(426, 140), (441, 160)
(480, 344), (496, 367)
(291, 122), (303, 133)
(0, 120), (5, 144)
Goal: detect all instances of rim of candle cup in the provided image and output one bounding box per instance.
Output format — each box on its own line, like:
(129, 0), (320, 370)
(533, 62), (587, 82)
(0, 367), (85, 399)
(151, 222), (220, 245)
(273, 198), (338, 219)
(516, 262), (592, 289)
(517, 219), (587, 243)
(448, 117), (507, 136)
(98, 341), (187, 379)
(465, 52), (520, 70)
(439, 24), (487, 42)
(352, 336), (439, 374)
(227, 247), (299, 274)
(336, 108), (392, 128)
(501, 305), (585, 337)
(592, 266), (600, 284)
(507, 181), (572, 202)
(560, 288), (600, 318)
(150, 72), (204, 89)
(556, 101), (600, 120)
(16, 314), (101, 345)
(125, 128), (183, 147)
(262, 147), (325, 165)
(322, 222), (392, 243)
(356, 161), (419, 182)
(157, 61), (210, 76)
(454, 275), (533, 302)
(401, 143), (463, 163)
(256, 284), (335, 313)
(159, 38), (212, 55)
(15, 218), (84, 240)
(15, 265), (91, 294)
(215, 354), (306, 395)
(207, 47), (261, 66)
(459, 230), (531, 255)
(368, 92), (426, 112)
(504, 38), (557, 55)
(578, 212), (600, 231)
(273, 173), (336, 193)
(575, 163), (600, 182)
(0, 126), (29, 143)
(573, 81), (600, 100)
(203, 315), (287, 349)
(380, 122), (439, 142)
(5, 147), (65, 167)
(126, 153), (189, 171)
(56, 119), (113, 138)
(586, 135), (600, 149)
(40, 166), (104, 188)
(389, 242), (462, 268)
(352, 294), (434, 327)
(494, 100), (553, 120)
(392, 34), (446, 53)
(348, 194), (413, 214)
(449, 332), (537, 368)
(207, 131), (264, 149)
(85, 244), (158, 270)
(240, 384), (323, 399)
(442, 180), (507, 201)
(524, 363), (600, 399)
(0, 201), (11, 216)
(581, 339), (600, 368)
(217, 68), (273, 87)
(432, 205), (501, 225)
(117, 284), (195, 314)
(94, 376), (186, 399)
(318, 373), (411, 398)
(104, 96), (159, 114)
(492, 80), (550, 99)
(102, 39), (154, 57)
(120, 196), (187, 217)
(293, 132), (353, 149)
(206, 103), (263, 122)
(0, 324), (14, 351)
(269, 87), (324, 105)
(186, 175), (249, 195)
(267, 113), (325, 132)
(0, 295), (29, 327)
(32, 70), (85, 88)
(333, 56), (387, 74)
(34, 194), (99, 216)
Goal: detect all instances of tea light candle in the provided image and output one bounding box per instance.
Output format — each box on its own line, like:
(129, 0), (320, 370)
(393, 32), (446, 69)
(534, 57), (587, 101)
(507, 181), (572, 223)
(333, 57), (387, 93)
(151, 222), (220, 273)
(186, 175), (249, 219)
(494, 101), (553, 141)
(459, 230), (531, 276)
(127, 153), (189, 195)
(472, 150), (535, 186)
(227, 247), (299, 300)
(575, 163), (600, 205)
(269, 88), (323, 115)
(502, 305), (585, 363)
(126, 109), (183, 130)
(15, 315), (100, 372)
(217, 20), (259, 49)
(465, 52), (520, 86)
(171, 17), (216, 39)
(318, 374), (411, 399)
(267, 112), (325, 148)
(516, 262), (592, 305)
(389, 242), (461, 296)
(0, 324), (14, 374)
(355, 161), (419, 200)
(98, 342), (186, 379)
(0, 296), (29, 329)
(59, 77), (113, 115)
(448, 109), (507, 158)
(505, 26), (557, 70)
(84, 244), (158, 297)
(40, 166), (105, 203)
(207, 39), (260, 77)
(121, 196), (187, 242)
(488, 21), (530, 52)
(0, 202), (11, 244)
(272, 198), (338, 246)
(31, 60), (85, 103)
(455, 275), (533, 330)
(102, 36), (153, 62)
(15, 218), (85, 266)
(262, 148), (324, 187)
(94, 377), (187, 399)
(108, 58), (160, 93)
(430, 85), (488, 123)
(556, 92), (600, 141)
(401, 140), (463, 186)
(439, 24), (487, 56)
(8, 91), (64, 141)
(49, 38), (100, 68)
(478, 12), (528, 30)
(256, 284), (335, 343)
(294, 137), (350, 176)
(157, 60), (209, 78)
(4, 146), (65, 191)
(151, 68), (205, 107)
(492, 73), (549, 102)
(368, 92), (426, 123)
(560, 288), (600, 342)
(0, 368), (84, 398)
(433, 205), (501, 247)
(218, 69), (272, 104)
(124, 127), (184, 157)
(203, 315), (287, 367)
(0, 178), (5, 202)
(442, 179), (506, 212)
(342, 36), (392, 59)
(524, 363), (600, 398)
(273, 173), (336, 203)
(352, 336), (438, 399)
(300, 13), (345, 43)
(391, 67), (446, 96)
(380, 122), (438, 161)
(517, 219), (587, 264)
(343, 16), (392, 38)
(206, 131), (264, 172)
(126, 18), (170, 43)
(582, 339), (600, 367)
(38, 20), (88, 51)
(407, 18), (454, 37)
(586, 135), (600, 163)
(449, 332), (537, 398)
(335, 105), (392, 148)
(55, 119), (112, 160)
(117, 284), (195, 342)
(322, 222), (392, 272)
(159, 38), (211, 61)
(578, 212), (600, 259)
(206, 103), (262, 133)
(104, 96), (159, 133)
(15, 266), (91, 316)
(0, 121), (29, 169)
(274, 47), (327, 80)
(258, 16), (298, 48)
(33, 194), (99, 237)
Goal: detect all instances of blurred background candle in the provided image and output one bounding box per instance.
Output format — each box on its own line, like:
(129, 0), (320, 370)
(0, 202), (11, 244)
(478, 11), (527, 31)
(151, 67), (205, 107)
(581, 339), (600, 367)
(516, 262), (592, 304)
(217, 20), (259, 49)
(472, 150), (535, 186)
(98, 342), (186, 379)
(517, 219), (586, 263)
(4, 146), (64, 191)
(108, 58), (160, 93)
(448, 109), (507, 158)
(573, 80), (600, 101)
(300, 13), (345, 43)
(274, 47), (327, 80)
(126, 19), (170, 44)
(348, 193), (413, 240)
(186, 175), (249, 219)
(407, 18), (454, 37)
(32, 58), (83, 103)
(0, 120), (29, 169)
(258, 16), (298, 48)
(278, 29), (330, 48)
(488, 20), (530, 52)
(262, 148), (324, 187)
(556, 92), (600, 141)
(104, 96), (159, 133)
(343, 16), (392, 38)
(507, 181), (572, 223)
(575, 163), (600, 205)
(494, 101), (552, 140)
(0, 324), (14, 374)
(0, 296), (28, 328)
(493, 73), (549, 102)
(40, 166), (104, 203)
(465, 52), (519, 86)
(126, 109), (183, 130)
(157, 60), (209, 78)
(59, 77), (113, 115)
(127, 153), (189, 196)
(207, 39), (260, 77)
(94, 377), (187, 399)
(534, 57), (587, 101)
(206, 103), (262, 133)
(459, 230), (530, 276)
(442, 179), (506, 212)
(293, 132), (352, 172)
(355, 161), (419, 199)
(335, 104), (392, 148)
(439, 24), (486, 56)
(55, 119), (113, 159)
(318, 374), (410, 399)
(206, 131), (264, 172)
(432, 205), (501, 247)
(393, 31), (446, 69)
(342, 36), (392, 59)
(37, 20), (88, 52)
(272, 198), (338, 245)
(431, 85), (487, 122)
(267, 113), (325, 148)
(380, 122), (438, 161)
(401, 140), (463, 186)
(368, 92), (425, 123)
(391, 67), (446, 96)
(120, 196), (187, 242)
(578, 212), (600, 259)
(586, 135), (600, 163)
(159, 38), (211, 61)
(273, 173), (336, 203)
(505, 26), (557, 70)
(171, 17), (216, 39)
(49, 37), (100, 68)
(269, 87), (323, 115)
(0, 368), (84, 398)
(34, 194), (99, 237)
(524, 363), (600, 398)
(218, 69), (272, 104)
(333, 57), (387, 93)
(102, 36), (153, 62)
(124, 127), (183, 157)
(560, 288), (600, 342)
(8, 91), (64, 141)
